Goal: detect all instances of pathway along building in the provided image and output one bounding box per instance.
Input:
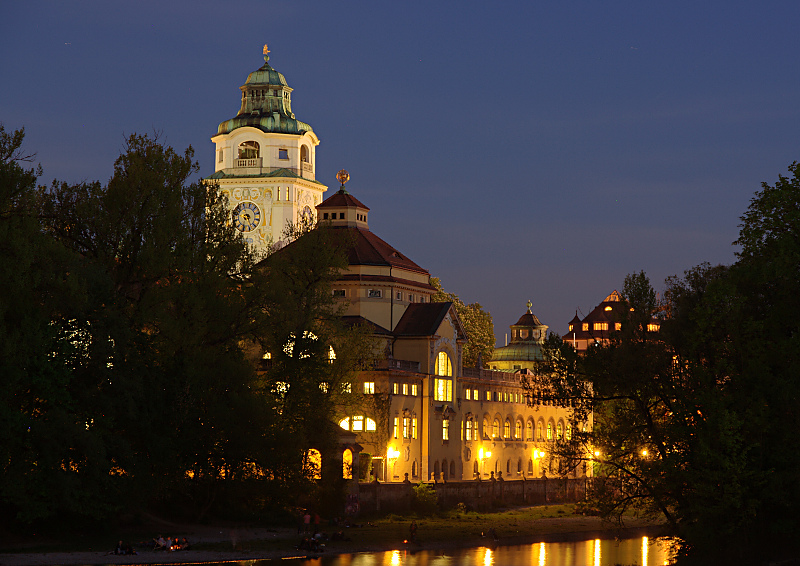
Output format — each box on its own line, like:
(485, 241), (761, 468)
(211, 47), (591, 486)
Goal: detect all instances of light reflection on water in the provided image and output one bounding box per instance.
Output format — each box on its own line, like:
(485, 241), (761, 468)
(234, 536), (676, 566)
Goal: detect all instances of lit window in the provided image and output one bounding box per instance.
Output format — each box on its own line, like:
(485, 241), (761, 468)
(434, 378), (452, 402)
(526, 421), (533, 441)
(411, 384), (418, 396)
(568, 324), (573, 332)
(339, 417), (350, 430)
(566, 424), (572, 440)
(238, 140), (260, 159)
(538, 421), (543, 440)
(363, 382), (375, 394)
(443, 419), (450, 441)
(366, 418), (376, 431)
(557, 422), (563, 440)
(341, 382), (351, 393)
(412, 418), (417, 439)
(393, 417), (399, 439)
(515, 420), (522, 439)
(474, 388), (478, 399)
(594, 322), (609, 331)
(486, 391), (491, 401)
(352, 415), (364, 431)
(368, 289), (382, 298)
(392, 382), (398, 395)
(403, 417), (409, 438)
(402, 383), (408, 395)
(604, 306), (613, 311)
(304, 449), (321, 480)
(504, 420), (511, 439)
(493, 419), (500, 439)
(436, 351), (452, 376)
(547, 422), (553, 440)
(466, 389), (471, 401)
(278, 148), (288, 160)
(343, 448), (353, 479)
(582, 323), (589, 331)
(466, 419), (473, 440)
(615, 322), (621, 331)
(648, 323), (660, 332)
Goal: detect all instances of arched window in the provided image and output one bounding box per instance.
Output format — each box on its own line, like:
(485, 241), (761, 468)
(504, 420), (511, 439)
(493, 419), (500, 439)
(483, 418), (490, 439)
(412, 460), (418, 478)
(515, 420), (522, 440)
(238, 140), (260, 159)
(465, 419), (473, 441)
(301, 145), (309, 163)
(547, 422), (553, 440)
(537, 420), (544, 441)
(526, 420), (533, 441)
(473, 460), (479, 477)
(557, 422), (564, 440)
(528, 459), (533, 474)
(450, 461), (456, 478)
(506, 459), (511, 474)
(517, 458), (522, 473)
(436, 351), (452, 376)
(304, 449), (321, 480)
(343, 449), (353, 479)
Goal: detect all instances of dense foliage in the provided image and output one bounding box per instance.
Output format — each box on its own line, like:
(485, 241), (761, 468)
(0, 126), (367, 526)
(533, 162), (800, 561)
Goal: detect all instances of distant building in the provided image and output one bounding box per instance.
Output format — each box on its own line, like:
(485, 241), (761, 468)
(563, 290), (661, 351)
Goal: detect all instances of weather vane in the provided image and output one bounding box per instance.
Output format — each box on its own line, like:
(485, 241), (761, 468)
(263, 44), (270, 63)
(336, 169), (350, 192)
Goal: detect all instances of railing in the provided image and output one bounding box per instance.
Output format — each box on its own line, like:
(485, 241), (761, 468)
(301, 162), (313, 172)
(373, 358), (421, 372)
(462, 367), (521, 382)
(235, 157), (262, 169)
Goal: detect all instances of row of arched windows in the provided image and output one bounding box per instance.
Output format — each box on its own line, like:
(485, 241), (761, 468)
(468, 416), (572, 442)
(234, 141), (312, 163)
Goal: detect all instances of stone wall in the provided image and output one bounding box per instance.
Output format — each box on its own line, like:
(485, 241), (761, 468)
(356, 475), (587, 514)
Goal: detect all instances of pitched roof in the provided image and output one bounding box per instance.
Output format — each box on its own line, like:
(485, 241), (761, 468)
(318, 189), (369, 210)
(393, 302), (454, 337)
(329, 225), (429, 275)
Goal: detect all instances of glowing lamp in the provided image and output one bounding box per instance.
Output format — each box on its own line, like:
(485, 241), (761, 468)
(387, 447), (400, 459)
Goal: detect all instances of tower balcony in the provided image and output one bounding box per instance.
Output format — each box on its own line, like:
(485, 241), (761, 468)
(235, 157), (262, 169)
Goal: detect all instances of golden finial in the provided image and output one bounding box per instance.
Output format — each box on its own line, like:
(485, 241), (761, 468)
(336, 169), (350, 191)
(263, 44), (270, 62)
(526, 300), (533, 312)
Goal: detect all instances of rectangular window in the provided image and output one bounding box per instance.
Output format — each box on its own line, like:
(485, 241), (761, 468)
(594, 322), (609, 331)
(615, 322), (622, 331)
(279, 148), (288, 159)
(473, 388), (478, 400)
(409, 294), (415, 302)
(486, 390), (491, 401)
(582, 322), (589, 331)
(466, 389), (471, 401)
(393, 417), (399, 439)
(442, 419), (449, 441)
(339, 212), (345, 219)
(392, 382), (398, 395)
(368, 289), (382, 298)
(341, 382), (351, 393)
(466, 419), (473, 441)
(648, 323), (660, 332)
(411, 384), (418, 396)
(352, 415), (363, 431)
(323, 212), (329, 219)
(434, 378), (452, 402)
(402, 383), (408, 395)
(363, 382), (375, 394)
(420, 296), (425, 302)
(218, 149), (223, 163)
(396, 291), (402, 300)
(403, 417), (409, 439)
(412, 418), (417, 439)
(332, 289), (345, 297)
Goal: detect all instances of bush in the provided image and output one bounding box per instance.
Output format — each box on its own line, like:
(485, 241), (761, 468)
(412, 483), (438, 516)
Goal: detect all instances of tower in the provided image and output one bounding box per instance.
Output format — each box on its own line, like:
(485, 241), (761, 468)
(209, 45), (327, 255)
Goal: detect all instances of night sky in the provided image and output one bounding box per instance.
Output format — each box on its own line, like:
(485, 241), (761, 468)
(3, 1), (799, 345)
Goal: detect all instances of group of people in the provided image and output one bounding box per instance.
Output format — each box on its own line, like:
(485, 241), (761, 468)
(152, 535), (190, 551)
(110, 541), (137, 556)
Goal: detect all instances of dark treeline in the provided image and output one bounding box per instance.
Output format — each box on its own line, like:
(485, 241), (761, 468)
(529, 162), (800, 562)
(0, 125), (372, 528)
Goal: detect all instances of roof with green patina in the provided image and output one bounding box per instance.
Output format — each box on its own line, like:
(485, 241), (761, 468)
(206, 167), (325, 185)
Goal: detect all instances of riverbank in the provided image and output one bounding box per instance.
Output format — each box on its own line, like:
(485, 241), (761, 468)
(0, 505), (669, 566)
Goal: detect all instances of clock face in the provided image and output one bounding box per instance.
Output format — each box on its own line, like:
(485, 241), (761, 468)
(233, 201), (261, 232)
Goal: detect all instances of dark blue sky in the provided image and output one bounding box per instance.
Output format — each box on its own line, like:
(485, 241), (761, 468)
(3, 1), (799, 344)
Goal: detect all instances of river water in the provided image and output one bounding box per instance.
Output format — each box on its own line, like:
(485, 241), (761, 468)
(235, 536), (677, 566)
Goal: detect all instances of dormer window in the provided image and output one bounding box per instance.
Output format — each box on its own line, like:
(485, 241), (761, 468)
(301, 145), (309, 163)
(238, 141), (259, 159)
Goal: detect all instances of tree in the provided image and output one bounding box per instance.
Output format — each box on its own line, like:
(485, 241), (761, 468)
(430, 277), (494, 367)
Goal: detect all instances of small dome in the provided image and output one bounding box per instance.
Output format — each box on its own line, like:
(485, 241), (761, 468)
(491, 342), (544, 362)
(244, 64), (289, 88)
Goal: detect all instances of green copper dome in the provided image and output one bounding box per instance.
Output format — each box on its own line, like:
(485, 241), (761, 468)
(216, 47), (314, 137)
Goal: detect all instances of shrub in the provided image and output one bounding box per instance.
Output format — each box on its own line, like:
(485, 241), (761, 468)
(412, 483), (438, 516)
